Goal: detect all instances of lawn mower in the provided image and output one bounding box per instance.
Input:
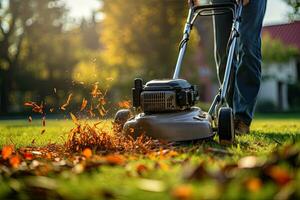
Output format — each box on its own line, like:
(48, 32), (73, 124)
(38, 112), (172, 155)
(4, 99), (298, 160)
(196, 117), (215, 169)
(114, 1), (243, 142)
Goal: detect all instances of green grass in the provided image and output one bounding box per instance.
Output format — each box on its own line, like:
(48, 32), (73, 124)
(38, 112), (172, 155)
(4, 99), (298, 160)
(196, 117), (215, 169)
(1, 114), (300, 200)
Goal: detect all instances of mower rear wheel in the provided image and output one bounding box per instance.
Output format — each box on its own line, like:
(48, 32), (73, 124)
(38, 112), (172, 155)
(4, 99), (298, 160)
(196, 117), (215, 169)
(217, 107), (234, 143)
(113, 109), (131, 133)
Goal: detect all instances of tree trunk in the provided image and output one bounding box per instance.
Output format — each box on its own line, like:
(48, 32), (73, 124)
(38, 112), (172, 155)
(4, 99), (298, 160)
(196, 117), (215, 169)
(0, 71), (9, 113)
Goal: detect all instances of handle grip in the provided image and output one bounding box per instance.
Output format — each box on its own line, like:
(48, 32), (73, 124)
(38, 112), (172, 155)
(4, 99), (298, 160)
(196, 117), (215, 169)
(193, 2), (236, 16)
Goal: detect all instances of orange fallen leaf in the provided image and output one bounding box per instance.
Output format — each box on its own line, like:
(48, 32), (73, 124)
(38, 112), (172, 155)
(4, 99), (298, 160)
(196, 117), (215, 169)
(245, 177), (262, 192)
(136, 164), (148, 175)
(105, 155), (125, 165)
(118, 100), (131, 109)
(24, 152), (33, 160)
(82, 148), (92, 158)
(172, 185), (193, 200)
(80, 98), (88, 111)
(9, 155), (21, 168)
(268, 166), (292, 186)
(1, 145), (14, 160)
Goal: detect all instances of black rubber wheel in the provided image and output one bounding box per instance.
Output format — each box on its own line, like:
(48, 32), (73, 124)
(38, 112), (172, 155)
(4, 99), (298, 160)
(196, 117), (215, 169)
(217, 107), (235, 143)
(113, 109), (131, 133)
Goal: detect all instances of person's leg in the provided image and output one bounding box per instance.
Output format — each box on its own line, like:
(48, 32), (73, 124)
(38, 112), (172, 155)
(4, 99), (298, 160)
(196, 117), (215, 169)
(234, 0), (267, 126)
(212, 0), (236, 107)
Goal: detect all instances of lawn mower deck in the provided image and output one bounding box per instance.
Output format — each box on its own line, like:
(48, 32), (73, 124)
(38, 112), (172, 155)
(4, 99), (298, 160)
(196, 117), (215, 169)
(123, 107), (214, 142)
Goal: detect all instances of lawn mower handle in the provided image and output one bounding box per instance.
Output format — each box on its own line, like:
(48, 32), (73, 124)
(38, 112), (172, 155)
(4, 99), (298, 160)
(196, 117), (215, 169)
(172, 2), (241, 80)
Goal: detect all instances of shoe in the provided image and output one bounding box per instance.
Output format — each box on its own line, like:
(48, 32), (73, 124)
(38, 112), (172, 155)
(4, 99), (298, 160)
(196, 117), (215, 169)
(234, 118), (250, 135)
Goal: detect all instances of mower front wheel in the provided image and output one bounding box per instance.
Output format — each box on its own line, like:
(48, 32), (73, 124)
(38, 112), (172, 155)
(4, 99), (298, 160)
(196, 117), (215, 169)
(113, 109), (132, 133)
(217, 107), (235, 143)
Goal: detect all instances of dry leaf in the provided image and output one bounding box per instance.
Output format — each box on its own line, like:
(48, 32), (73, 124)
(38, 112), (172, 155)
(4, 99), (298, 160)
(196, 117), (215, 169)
(9, 155), (21, 168)
(1, 145), (14, 160)
(24, 101), (43, 114)
(245, 177), (262, 192)
(136, 164), (148, 175)
(80, 98), (88, 111)
(24, 152), (34, 160)
(99, 106), (107, 117)
(172, 185), (193, 200)
(267, 166), (292, 186)
(70, 113), (79, 125)
(82, 148), (92, 158)
(61, 93), (73, 110)
(105, 155), (125, 165)
(118, 100), (131, 109)
(42, 116), (46, 127)
(91, 83), (101, 98)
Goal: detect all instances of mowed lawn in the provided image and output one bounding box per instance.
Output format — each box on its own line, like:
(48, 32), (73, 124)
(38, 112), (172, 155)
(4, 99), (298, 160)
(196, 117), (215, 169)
(0, 114), (300, 200)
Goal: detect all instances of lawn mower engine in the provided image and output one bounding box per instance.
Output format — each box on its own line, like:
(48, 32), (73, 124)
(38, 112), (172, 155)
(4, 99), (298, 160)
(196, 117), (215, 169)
(132, 78), (198, 113)
(114, 78), (215, 142)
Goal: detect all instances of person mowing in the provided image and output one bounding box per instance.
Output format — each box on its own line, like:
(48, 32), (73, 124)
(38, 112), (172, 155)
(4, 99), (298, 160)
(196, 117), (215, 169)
(201, 0), (267, 134)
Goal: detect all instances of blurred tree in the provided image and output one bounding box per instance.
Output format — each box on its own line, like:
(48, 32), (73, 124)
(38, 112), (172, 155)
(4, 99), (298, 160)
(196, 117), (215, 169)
(101, 0), (193, 86)
(284, 0), (300, 21)
(0, 0), (31, 113)
(262, 33), (299, 63)
(0, 0), (73, 113)
(0, 0), (83, 113)
(80, 13), (101, 50)
(72, 15), (117, 90)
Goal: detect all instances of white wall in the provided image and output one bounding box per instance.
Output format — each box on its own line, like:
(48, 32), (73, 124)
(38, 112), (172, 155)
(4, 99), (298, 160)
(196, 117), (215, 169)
(258, 58), (297, 110)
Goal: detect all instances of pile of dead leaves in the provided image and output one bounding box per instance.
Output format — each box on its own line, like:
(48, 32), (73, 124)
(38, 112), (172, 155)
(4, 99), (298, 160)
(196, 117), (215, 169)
(65, 118), (158, 154)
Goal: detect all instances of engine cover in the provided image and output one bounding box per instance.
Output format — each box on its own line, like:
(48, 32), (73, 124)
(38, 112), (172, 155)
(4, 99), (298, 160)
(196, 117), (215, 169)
(132, 78), (199, 113)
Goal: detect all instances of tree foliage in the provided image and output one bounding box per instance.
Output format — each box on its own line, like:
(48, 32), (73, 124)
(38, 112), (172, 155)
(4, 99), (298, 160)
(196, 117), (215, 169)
(0, 0), (80, 113)
(262, 33), (299, 63)
(284, 0), (300, 21)
(100, 0), (191, 82)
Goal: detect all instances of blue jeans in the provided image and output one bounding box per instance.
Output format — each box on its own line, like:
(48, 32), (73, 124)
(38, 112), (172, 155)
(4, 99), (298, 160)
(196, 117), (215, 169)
(213, 0), (267, 125)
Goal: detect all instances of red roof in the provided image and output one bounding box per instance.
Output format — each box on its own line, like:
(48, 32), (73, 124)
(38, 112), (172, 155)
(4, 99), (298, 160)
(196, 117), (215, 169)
(263, 21), (300, 49)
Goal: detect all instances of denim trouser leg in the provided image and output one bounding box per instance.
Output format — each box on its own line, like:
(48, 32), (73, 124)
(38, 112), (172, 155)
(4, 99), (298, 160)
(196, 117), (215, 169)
(212, 0), (267, 125)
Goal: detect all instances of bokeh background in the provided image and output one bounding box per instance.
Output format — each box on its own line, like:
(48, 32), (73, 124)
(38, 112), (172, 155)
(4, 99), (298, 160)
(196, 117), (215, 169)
(0, 0), (299, 117)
